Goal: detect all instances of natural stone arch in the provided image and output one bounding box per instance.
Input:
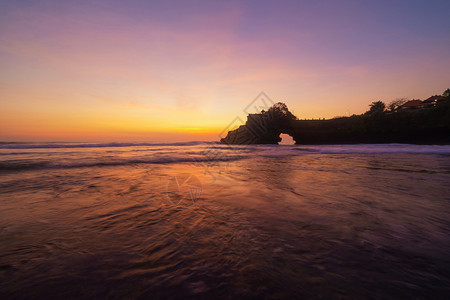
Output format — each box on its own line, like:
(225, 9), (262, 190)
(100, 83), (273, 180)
(278, 133), (295, 145)
(220, 102), (299, 145)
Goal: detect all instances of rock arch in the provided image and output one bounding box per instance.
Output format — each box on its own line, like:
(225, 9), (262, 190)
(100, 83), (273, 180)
(220, 103), (300, 145)
(279, 133), (295, 145)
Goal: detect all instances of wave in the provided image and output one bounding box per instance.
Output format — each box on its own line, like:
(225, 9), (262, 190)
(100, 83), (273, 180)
(2, 141), (448, 153)
(288, 144), (450, 154)
(0, 155), (243, 172)
(1, 143), (449, 173)
(0, 141), (207, 149)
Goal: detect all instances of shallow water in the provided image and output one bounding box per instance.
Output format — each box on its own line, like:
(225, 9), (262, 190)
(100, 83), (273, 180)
(0, 143), (449, 298)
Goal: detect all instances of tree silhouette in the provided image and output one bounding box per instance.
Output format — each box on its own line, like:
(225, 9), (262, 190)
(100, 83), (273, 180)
(388, 98), (408, 112)
(366, 101), (386, 115)
(263, 102), (297, 120)
(443, 88), (450, 97)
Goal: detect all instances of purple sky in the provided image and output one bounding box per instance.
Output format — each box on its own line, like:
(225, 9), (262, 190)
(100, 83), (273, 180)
(1, 0), (449, 141)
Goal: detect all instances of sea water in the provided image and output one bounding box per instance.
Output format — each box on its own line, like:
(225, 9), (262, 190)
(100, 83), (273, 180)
(0, 142), (449, 298)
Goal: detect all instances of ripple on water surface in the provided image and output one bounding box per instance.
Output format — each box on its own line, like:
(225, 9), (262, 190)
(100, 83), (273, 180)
(0, 145), (449, 298)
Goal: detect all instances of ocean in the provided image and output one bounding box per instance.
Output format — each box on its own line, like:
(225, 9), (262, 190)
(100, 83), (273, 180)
(0, 142), (449, 298)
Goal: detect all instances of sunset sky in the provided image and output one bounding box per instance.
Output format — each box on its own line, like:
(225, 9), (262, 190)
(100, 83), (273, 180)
(1, 0), (449, 142)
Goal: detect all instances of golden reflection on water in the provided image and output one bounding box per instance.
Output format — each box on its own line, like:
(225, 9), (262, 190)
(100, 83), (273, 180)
(0, 152), (449, 298)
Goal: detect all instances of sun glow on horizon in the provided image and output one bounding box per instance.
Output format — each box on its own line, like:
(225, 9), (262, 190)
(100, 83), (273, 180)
(1, 1), (449, 142)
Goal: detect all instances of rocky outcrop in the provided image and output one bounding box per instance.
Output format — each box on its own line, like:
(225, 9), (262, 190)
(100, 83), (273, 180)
(220, 102), (299, 144)
(220, 99), (450, 145)
(220, 114), (284, 144)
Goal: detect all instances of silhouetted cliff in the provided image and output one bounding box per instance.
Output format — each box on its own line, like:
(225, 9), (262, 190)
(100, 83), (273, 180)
(220, 97), (450, 145)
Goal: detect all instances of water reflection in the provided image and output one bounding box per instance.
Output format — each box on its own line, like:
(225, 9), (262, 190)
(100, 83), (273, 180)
(0, 150), (449, 298)
(279, 133), (295, 145)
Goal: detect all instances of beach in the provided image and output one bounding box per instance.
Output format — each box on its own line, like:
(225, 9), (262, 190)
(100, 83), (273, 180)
(0, 143), (449, 298)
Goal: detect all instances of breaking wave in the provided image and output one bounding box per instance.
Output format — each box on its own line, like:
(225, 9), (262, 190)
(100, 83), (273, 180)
(0, 141), (206, 149)
(1, 143), (449, 173)
(0, 155), (243, 172)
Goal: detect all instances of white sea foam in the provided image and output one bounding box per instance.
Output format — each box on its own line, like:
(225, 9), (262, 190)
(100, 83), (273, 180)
(0, 143), (449, 172)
